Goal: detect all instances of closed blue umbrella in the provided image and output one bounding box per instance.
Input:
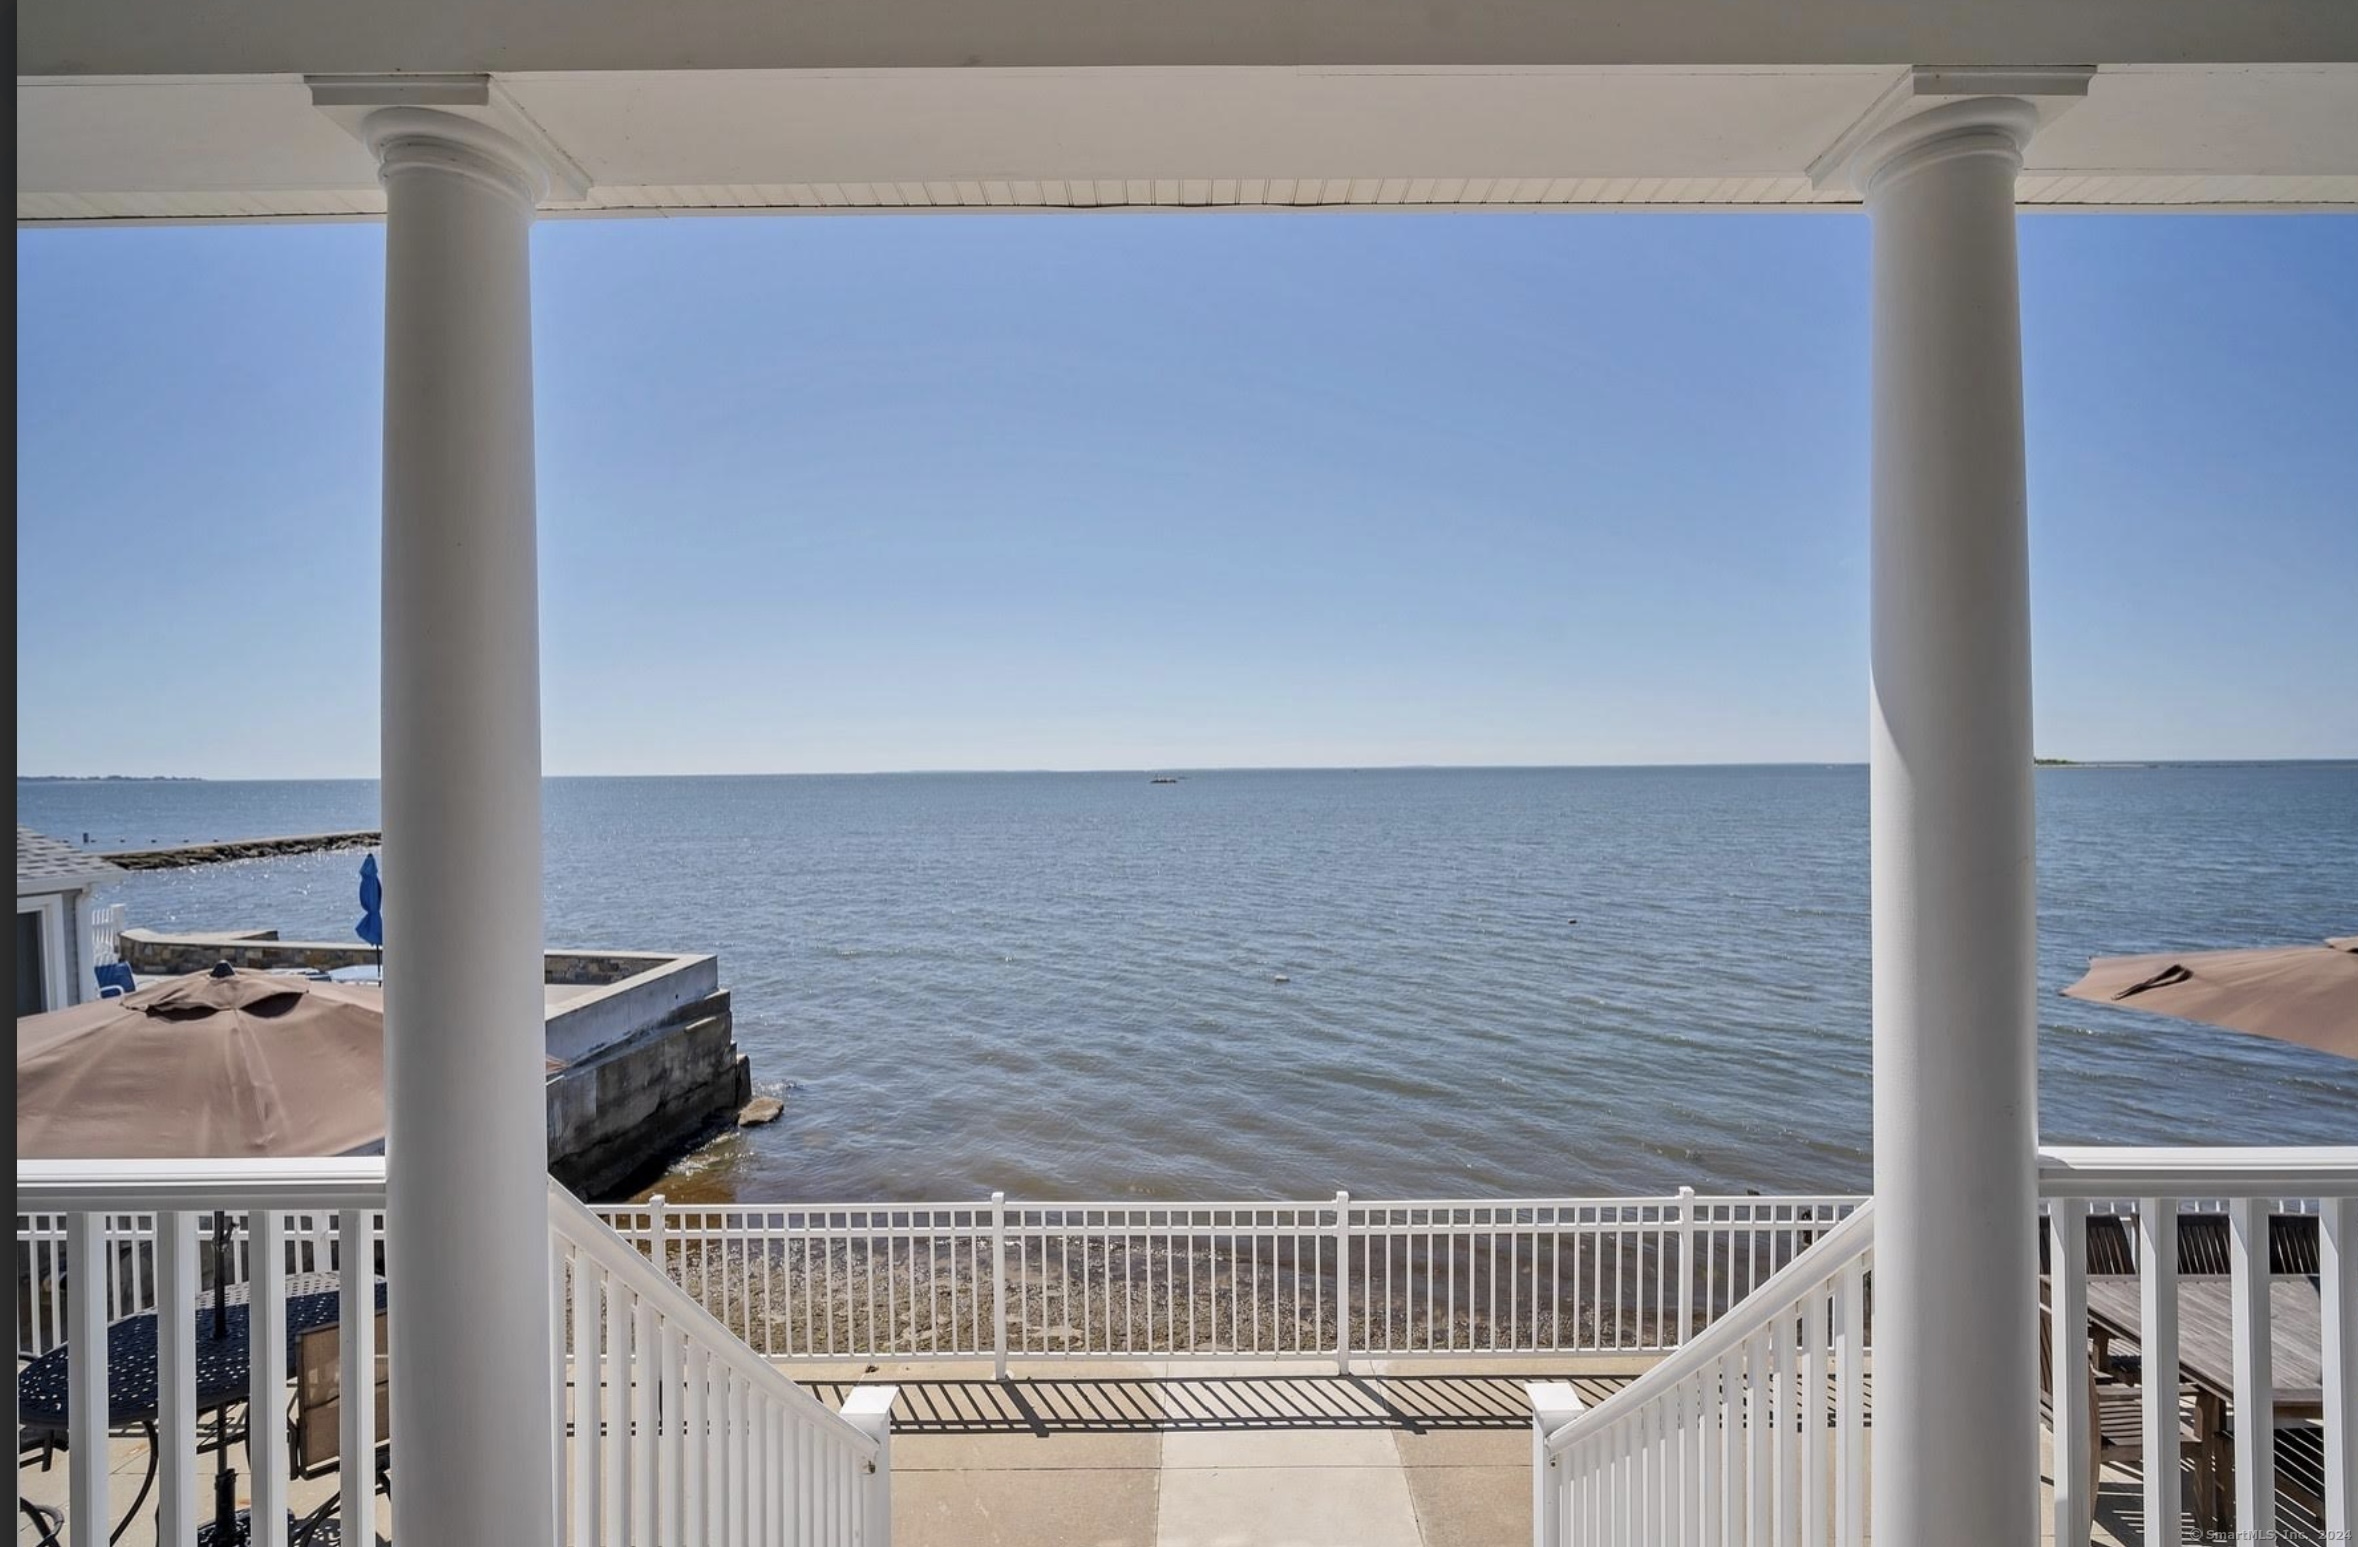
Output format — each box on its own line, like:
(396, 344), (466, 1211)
(357, 852), (384, 951)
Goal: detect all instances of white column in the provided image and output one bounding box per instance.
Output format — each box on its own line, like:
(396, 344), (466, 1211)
(1859, 95), (2043, 1547)
(368, 106), (555, 1547)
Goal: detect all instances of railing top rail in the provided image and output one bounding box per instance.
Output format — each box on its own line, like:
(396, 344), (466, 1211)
(598, 1191), (1871, 1216)
(546, 1180), (882, 1458)
(2037, 1144), (2358, 1197)
(1542, 1198), (1877, 1456)
(16, 1156), (389, 1213)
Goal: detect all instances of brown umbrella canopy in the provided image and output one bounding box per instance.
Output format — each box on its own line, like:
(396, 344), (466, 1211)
(17, 966), (392, 1158)
(2061, 938), (2358, 1062)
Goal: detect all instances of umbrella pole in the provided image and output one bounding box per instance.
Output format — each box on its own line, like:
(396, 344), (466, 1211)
(212, 1210), (229, 1340)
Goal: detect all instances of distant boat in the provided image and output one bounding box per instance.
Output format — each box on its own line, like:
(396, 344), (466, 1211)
(1150, 776), (1180, 784)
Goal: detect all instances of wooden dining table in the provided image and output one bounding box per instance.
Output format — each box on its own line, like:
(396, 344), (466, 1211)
(2080, 1275), (2325, 1526)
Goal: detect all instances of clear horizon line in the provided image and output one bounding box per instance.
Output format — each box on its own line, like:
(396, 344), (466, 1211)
(19, 755), (2358, 783)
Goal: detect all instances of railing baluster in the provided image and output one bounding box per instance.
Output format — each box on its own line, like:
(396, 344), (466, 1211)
(1722, 1345), (1744, 1546)
(1747, 1328), (1771, 1544)
(1833, 1261), (1864, 1547)
(1613, 1414), (1632, 1545)
(633, 1295), (658, 1545)
(2047, 1197), (2090, 1547)
(573, 1251), (602, 1547)
(730, 1368), (750, 1547)
(2324, 1194), (2354, 1542)
(338, 1207), (378, 1547)
(156, 1209), (200, 1545)
(1800, 1286), (1824, 1546)
(66, 1212), (108, 1547)
(1774, 1310), (1798, 1547)
(1646, 1386), (1667, 1542)
(552, 1236), (572, 1544)
(702, 1352), (721, 1538)
(2228, 1196), (2275, 1538)
(659, 1322), (684, 1547)
(685, 1342), (709, 1546)
(1680, 1376), (1701, 1546)
(605, 1268), (631, 1540)
(2140, 1198), (2183, 1547)
(249, 1208), (289, 1547)
(1699, 1351), (1722, 1547)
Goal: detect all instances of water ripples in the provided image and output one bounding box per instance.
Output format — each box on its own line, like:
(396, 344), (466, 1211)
(21, 764), (2355, 1204)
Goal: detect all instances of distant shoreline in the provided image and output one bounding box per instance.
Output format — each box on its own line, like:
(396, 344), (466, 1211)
(19, 774), (204, 782)
(19, 759), (2357, 784)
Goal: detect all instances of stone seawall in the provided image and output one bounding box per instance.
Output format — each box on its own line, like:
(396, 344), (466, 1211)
(547, 994), (752, 1198)
(104, 831), (381, 869)
(120, 929), (670, 987)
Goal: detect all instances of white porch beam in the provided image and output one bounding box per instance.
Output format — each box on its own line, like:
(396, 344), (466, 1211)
(369, 104), (556, 1547)
(1848, 84), (2057, 1546)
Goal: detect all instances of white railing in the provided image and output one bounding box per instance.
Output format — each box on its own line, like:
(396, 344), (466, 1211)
(15, 1160), (895, 1547)
(17, 1208), (352, 1357)
(1530, 1201), (1875, 1547)
(17, 1159), (392, 1547)
(548, 1180), (894, 1547)
(1529, 1146), (2358, 1547)
(87, 903), (126, 967)
(594, 1188), (1862, 1374)
(2040, 1146), (2356, 1547)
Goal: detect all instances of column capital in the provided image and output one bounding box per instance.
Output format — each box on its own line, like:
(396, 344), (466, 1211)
(309, 74), (588, 203)
(363, 108), (550, 207)
(1809, 66), (2094, 197)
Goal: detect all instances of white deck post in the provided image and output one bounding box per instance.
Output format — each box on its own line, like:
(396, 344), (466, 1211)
(1334, 1190), (1352, 1375)
(991, 1191), (1009, 1380)
(1675, 1186), (1697, 1345)
(1529, 1381), (1583, 1547)
(843, 1386), (900, 1547)
(1849, 83), (2067, 1547)
(368, 104), (556, 1547)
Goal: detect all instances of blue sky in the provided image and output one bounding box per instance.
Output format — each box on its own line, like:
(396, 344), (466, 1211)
(16, 211), (2355, 777)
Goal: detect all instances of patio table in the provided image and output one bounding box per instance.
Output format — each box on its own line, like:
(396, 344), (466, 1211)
(16, 1273), (386, 1543)
(16, 1273), (385, 1435)
(2081, 1275), (2326, 1526)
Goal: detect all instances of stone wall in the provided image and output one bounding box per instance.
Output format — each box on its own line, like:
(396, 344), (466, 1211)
(120, 929), (677, 990)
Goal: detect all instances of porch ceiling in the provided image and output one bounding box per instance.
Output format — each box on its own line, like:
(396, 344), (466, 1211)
(16, 0), (2358, 223)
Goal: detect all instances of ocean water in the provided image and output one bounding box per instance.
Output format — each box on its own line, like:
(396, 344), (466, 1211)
(18, 764), (2356, 1203)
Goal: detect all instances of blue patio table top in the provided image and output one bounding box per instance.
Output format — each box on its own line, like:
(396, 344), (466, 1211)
(17, 1273), (386, 1436)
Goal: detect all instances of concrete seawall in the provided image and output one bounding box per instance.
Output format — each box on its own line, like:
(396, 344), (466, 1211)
(117, 928), (751, 1199)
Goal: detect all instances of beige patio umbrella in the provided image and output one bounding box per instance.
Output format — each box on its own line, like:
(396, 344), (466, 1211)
(17, 964), (394, 1158)
(2061, 936), (2358, 1062)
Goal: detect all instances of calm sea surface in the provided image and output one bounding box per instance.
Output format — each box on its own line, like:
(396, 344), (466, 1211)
(18, 765), (2355, 1202)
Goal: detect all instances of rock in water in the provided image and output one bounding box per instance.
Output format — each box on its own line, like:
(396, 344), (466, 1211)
(737, 1096), (786, 1127)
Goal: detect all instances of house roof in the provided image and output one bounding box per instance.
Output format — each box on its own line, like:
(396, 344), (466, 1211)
(17, 827), (123, 894)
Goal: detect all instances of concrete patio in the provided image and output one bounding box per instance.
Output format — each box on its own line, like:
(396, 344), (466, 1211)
(782, 1358), (2209, 1547)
